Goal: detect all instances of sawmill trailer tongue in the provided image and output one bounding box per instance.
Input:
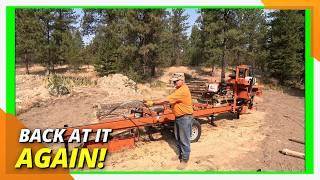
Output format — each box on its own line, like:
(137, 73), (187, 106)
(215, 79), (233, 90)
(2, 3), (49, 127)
(63, 64), (262, 152)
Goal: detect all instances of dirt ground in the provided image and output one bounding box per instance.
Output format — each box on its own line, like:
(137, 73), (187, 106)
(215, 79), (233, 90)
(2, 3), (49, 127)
(16, 65), (305, 172)
(99, 90), (304, 171)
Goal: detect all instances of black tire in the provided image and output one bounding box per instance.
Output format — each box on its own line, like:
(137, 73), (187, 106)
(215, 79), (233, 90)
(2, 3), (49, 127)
(191, 119), (201, 143)
(233, 111), (240, 120)
(146, 126), (162, 141)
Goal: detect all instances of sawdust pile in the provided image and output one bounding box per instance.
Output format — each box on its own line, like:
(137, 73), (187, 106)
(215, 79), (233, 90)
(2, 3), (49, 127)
(97, 74), (142, 96)
(16, 75), (51, 114)
(16, 72), (148, 115)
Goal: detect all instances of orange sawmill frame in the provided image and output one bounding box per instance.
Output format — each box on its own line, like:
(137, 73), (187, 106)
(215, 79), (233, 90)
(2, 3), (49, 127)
(63, 64), (261, 152)
(64, 103), (233, 137)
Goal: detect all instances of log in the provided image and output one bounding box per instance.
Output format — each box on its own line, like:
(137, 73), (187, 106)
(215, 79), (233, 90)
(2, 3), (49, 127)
(188, 86), (207, 89)
(289, 138), (305, 145)
(188, 86), (206, 88)
(188, 80), (208, 83)
(190, 90), (206, 93)
(279, 148), (305, 159)
(191, 93), (202, 96)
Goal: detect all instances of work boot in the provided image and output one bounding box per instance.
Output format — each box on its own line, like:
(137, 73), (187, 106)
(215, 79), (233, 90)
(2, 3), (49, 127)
(176, 160), (188, 170)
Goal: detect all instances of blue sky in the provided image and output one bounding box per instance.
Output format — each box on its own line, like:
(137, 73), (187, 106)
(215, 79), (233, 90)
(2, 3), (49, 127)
(75, 9), (200, 44)
(184, 9), (199, 36)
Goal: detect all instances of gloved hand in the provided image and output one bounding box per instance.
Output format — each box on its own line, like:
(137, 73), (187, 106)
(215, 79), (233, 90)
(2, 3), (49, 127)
(143, 99), (154, 107)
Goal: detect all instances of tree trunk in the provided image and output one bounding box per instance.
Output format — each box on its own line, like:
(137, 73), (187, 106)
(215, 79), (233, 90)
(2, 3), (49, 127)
(221, 10), (227, 83)
(52, 62), (55, 73)
(211, 64), (215, 77)
(24, 52), (30, 74)
(221, 46), (226, 82)
(151, 64), (156, 77)
(171, 42), (176, 66)
(260, 63), (265, 73)
(46, 21), (51, 75)
(143, 51), (147, 76)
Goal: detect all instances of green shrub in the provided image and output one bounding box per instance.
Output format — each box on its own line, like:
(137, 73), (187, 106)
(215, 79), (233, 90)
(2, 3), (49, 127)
(47, 75), (70, 96)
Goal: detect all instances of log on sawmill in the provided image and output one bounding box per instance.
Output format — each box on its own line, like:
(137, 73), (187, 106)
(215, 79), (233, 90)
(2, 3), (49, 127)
(186, 83), (207, 86)
(190, 90), (206, 94)
(188, 80), (208, 83)
(95, 101), (143, 120)
(186, 84), (206, 86)
(191, 93), (203, 96)
(188, 87), (206, 89)
(98, 102), (142, 110)
(191, 93), (202, 96)
(279, 148), (305, 159)
(188, 85), (206, 88)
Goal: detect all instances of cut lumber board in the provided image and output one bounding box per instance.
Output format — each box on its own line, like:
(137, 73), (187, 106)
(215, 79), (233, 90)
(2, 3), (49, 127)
(279, 148), (305, 159)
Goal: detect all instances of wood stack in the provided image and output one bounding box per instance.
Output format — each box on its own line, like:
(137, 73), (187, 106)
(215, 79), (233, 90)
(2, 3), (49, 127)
(186, 80), (208, 99)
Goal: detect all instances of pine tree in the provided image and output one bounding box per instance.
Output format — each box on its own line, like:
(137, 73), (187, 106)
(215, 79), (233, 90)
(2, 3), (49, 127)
(50, 9), (78, 71)
(157, 10), (172, 67)
(64, 30), (84, 70)
(268, 10), (304, 86)
(168, 9), (189, 65)
(236, 9), (269, 72)
(16, 9), (44, 74)
(81, 9), (104, 36)
(117, 9), (166, 80)
(36, 9), (56, 74)
(187, 24), (204, 66)
(91, 10), (123, 76)
(198, 9), (241, 81)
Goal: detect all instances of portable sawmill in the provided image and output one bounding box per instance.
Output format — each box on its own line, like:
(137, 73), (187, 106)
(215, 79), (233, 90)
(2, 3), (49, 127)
(63, 64), (262, 152)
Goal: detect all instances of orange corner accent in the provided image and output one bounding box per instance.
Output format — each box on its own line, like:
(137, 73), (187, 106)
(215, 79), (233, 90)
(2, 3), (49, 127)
(0, 109), (73, 179)
(312, 6), (320, 61)
(262, 0), (320, 61)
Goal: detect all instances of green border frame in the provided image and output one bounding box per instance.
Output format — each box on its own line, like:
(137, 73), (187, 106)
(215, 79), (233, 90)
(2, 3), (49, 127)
(6, 6), (313, 174)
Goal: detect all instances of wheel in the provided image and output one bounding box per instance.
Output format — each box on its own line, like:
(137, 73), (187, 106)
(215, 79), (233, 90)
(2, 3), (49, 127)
(146, 126), (162, 141)
(191, 119), (201, 143)
(233, 107), (242, 120)
(209, 115), (216, 125)
(233, 112), (240, 119)
(236, 112), (240, 119)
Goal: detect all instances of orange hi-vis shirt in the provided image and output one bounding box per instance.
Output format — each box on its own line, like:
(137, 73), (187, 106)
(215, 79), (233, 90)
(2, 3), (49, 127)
(167, 84), (193, 117)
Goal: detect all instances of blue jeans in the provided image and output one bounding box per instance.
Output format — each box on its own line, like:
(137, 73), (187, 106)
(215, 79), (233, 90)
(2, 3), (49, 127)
(174, 115), (193, 161)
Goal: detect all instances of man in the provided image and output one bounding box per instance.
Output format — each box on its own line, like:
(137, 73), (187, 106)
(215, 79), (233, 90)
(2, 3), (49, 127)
(144, 73), (193, 170)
